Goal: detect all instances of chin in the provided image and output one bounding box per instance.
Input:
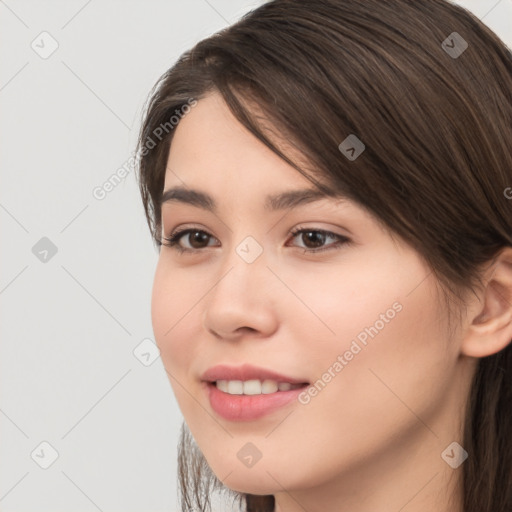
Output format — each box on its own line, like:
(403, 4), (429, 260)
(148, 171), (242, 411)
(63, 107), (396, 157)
(222, 477), (278, 496)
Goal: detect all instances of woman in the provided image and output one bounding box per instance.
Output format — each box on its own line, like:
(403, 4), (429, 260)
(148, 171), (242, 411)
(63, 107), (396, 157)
(135, 0), (512, 510)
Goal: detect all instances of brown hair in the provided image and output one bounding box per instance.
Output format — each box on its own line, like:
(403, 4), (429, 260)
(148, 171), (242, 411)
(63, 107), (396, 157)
(135, 0), (512, 510)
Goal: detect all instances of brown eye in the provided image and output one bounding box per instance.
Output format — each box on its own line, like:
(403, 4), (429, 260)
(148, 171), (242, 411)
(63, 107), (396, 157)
(161, 228), (217, 252)
(161, 226), (350, 255)
(186, 230), (211, 248)
(288, 227), (350, 253)
(298, 230), (327, 249)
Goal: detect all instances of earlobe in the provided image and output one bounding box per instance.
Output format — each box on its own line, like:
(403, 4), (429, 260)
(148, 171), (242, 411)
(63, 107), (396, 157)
(461, 247), (512, 359)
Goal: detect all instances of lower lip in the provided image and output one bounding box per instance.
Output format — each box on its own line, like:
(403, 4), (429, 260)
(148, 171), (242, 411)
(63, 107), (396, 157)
(203, 381), (309, 421)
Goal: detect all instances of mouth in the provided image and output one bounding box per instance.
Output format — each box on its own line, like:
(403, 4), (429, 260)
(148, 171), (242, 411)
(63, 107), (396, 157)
(203, 380), (311, 421)
(200, 363), (309, 389)
(200, 364), (310, 420)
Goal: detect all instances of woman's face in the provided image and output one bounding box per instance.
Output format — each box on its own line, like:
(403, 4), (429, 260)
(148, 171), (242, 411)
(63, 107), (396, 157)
(151, 90), (473, 504)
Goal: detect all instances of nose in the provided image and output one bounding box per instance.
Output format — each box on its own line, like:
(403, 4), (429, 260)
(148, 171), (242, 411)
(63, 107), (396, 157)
(202, 242), (279, 341)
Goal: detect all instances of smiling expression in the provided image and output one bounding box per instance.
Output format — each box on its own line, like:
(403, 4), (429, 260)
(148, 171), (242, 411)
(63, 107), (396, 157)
(150, 90), (473, 501)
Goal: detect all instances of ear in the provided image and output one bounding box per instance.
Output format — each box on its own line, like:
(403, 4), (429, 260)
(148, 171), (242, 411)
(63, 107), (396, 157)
(461, 247), (512, 358)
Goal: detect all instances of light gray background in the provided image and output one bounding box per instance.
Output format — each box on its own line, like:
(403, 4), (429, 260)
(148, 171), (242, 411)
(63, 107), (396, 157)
(1, 1), (510, 511)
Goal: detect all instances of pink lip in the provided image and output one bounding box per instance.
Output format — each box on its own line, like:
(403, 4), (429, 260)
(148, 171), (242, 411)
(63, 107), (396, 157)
(202, 381), (309, 421)
(200, 363), (309, 385)
(200, 363), (310, 422)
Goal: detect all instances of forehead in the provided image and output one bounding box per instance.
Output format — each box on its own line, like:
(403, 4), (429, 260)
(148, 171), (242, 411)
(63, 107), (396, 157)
(161, 92), (355, 218)
(164, 91), (322, 190)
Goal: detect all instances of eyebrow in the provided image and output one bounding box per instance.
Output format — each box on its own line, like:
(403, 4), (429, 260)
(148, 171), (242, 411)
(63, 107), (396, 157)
(160, 186), (345, 213)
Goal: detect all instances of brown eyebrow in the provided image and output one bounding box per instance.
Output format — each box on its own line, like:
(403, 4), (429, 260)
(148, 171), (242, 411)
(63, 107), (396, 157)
(160, 186), (346, 213)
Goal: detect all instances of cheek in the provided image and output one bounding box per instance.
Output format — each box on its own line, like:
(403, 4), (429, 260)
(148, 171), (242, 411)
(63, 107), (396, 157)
(151, 261), (211, 422)
(283, 250), (451, 424)
(151, 260), (201, 374)
(314, 278), (450, 438)
(275, 249), (408, 362)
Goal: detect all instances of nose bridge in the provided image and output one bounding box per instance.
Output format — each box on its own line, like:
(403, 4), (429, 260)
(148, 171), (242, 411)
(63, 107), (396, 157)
(216, 232), (269, 297)
(202, 230), (277, 338)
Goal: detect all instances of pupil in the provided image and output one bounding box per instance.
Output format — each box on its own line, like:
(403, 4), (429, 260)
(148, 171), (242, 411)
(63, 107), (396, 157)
(190, 231), (208, 248)
(304, 231), (324, 248)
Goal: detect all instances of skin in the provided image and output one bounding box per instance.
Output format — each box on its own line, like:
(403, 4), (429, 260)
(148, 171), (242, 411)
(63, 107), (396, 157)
(151, 90), (512, 512)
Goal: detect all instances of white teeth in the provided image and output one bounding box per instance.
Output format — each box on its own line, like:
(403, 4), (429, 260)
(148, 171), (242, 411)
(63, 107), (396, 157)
(263, 380), (279, 393)
(215, 379), (304, 395)
(216, 380), (229, 392)
(244, 379), (266, 395)
(227, 380), (243, 394)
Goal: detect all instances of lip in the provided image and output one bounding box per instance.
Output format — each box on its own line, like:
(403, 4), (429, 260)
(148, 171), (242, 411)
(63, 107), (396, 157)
(200, 363), (310, 422)
(200, 363), (309, 385)
(202, 381), (309, 421)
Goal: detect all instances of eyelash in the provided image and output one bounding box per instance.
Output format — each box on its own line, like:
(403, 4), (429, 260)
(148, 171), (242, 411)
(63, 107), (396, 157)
(160, 226), (350, 255)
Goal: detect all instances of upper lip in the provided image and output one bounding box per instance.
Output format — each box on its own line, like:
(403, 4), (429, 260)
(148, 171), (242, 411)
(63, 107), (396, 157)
(201, 363), (309, 384)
